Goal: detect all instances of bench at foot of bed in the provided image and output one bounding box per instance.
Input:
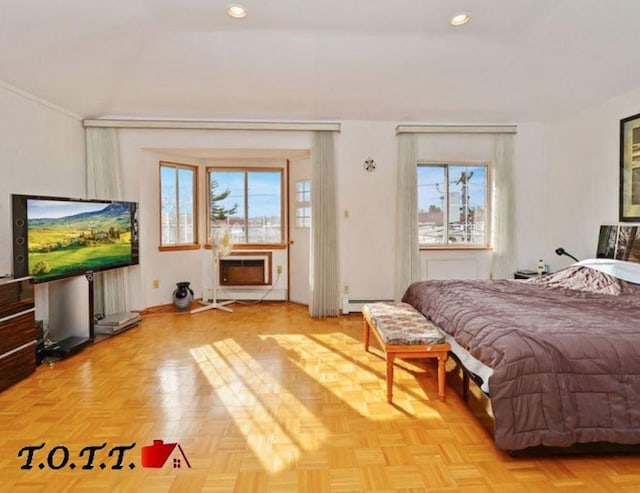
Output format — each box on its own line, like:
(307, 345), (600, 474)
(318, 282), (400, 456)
(362, 302), (451, 403)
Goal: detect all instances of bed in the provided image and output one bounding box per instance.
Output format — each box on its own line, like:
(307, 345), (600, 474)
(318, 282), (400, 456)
(402, 259), (640, 451)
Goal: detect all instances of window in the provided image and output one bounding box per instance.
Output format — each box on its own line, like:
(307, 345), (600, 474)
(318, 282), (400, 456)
(417, 163), (489, 247)
(295, 179), (311, 228)
(208, 168), (284, 245)
(160, 162), (198, 249)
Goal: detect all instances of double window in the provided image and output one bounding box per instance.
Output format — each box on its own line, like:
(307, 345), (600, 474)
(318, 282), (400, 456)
(159, 164), (285, 249)
(159, 162), (198, 249)
(417, 163), (489, 247)
(207, 168), (284, 246)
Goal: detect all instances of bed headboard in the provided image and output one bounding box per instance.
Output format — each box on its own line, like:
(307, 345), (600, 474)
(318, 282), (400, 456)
(597, 225), (640, 263)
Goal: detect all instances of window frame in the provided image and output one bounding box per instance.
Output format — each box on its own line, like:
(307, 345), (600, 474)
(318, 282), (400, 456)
(417, 160), (492, 250)
(206, 166), (286, 250)
(158, 161), (200, 251)
(295, 179), (311, 229)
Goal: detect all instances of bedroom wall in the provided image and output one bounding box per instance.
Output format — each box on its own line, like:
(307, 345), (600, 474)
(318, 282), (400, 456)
(512, 123), (549, 271)
(544, 86), (640, 271)
(116, 121), (546, 310)
(0, 84), (85, 275)
(336, 121), (398, 301)
(0, 82), (85, 325)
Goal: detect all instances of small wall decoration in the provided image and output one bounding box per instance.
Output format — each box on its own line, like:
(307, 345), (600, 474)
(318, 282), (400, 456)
(620, 112), (640, 221)
(364, 158), (376, 172)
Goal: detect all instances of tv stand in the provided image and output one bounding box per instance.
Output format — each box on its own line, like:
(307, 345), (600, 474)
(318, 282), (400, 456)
(43, 272), (139, 361)
(43, 272), (97, 361)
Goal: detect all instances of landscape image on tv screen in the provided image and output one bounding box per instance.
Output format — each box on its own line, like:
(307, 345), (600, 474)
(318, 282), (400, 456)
(26, 199), (134, 282)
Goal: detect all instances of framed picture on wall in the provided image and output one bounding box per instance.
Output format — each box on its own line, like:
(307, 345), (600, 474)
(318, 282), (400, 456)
(620, 112), (640, 221)
(616, 225), (640, 262)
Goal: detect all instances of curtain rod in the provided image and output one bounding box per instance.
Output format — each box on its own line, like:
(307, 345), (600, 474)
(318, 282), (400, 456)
(396, 124), (517, 135)
(83, 119), (341, 132)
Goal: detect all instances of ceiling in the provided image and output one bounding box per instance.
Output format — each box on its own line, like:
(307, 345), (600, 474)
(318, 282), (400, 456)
(1, 0), (639, 123)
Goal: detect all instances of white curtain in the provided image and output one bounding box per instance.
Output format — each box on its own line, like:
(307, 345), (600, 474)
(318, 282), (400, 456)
(490, 134), (516, 278)
(86, 127), (129, 315)
(394, 133), (420, 301)
(309, 131), (340, 317)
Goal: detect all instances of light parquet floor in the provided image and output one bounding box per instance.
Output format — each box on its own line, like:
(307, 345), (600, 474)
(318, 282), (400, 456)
(0, 302), (638, 492)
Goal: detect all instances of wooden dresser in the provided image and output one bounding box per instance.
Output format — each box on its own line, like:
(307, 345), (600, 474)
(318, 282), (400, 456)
(0, 277), (36, 392)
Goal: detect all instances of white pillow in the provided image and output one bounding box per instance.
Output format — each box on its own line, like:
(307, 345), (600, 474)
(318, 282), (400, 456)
(576, 259), (640, 284)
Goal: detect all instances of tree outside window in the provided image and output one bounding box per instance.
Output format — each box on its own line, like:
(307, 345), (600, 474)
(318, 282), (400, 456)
(208, 168), (283, 245)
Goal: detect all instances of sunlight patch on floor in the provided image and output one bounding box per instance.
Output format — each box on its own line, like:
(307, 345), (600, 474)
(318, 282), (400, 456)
(263, 332), (443, 422)
(190, 339), (328, 473)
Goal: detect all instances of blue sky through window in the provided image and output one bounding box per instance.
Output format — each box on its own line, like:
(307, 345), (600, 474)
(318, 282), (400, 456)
(211, 170), (281, 218)
(418, 165), (486, 211)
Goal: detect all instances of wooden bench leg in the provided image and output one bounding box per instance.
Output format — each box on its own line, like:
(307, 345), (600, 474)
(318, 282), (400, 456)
(437, 353), (447, 402)
(363, 319), (370, 352)
(386, 353), (395, 403)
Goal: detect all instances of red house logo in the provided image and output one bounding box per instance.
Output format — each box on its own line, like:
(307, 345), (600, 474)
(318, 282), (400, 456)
(141, 440), (191, 469)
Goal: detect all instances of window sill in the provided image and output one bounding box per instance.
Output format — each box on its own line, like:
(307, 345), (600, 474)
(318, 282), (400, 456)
(419, 245), (493, 251)
(159, 244), (201, 252)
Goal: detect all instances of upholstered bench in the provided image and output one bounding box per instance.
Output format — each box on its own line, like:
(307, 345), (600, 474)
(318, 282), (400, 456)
(362, 302), (450, 403)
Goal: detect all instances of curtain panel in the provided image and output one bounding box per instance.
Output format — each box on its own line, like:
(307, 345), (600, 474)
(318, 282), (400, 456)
(86, 127), (129, 315)
(394, 133), (420, 300)
(490, 134), (516, 279)
(309, 131), (340, 317)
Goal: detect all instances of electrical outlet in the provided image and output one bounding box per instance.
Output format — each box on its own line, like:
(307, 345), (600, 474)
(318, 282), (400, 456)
(343, 284), (350, 294)
(276, 265), (283, 274)
(152, 279), (160, 289)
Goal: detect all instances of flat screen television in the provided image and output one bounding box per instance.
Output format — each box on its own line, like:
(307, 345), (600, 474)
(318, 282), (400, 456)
(12, 194), (139, 283)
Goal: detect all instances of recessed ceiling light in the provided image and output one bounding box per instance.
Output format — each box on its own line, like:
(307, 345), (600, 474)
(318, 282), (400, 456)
(227, 4), (247, 19)
(450, 13), (471, 27)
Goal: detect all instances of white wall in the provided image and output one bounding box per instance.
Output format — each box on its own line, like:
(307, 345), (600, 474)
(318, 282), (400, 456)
(543, 87), (640, 271)
(512, 123), (549, 271)
(0, 85), (85, 275)
(336, 121), (398, 300)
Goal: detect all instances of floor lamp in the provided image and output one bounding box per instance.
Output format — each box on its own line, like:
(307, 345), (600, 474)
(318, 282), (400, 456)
(191, 232), (235, 314)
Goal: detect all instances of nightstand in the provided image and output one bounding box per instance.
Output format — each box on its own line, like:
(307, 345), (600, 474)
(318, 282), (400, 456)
(514, 271), (539, 280)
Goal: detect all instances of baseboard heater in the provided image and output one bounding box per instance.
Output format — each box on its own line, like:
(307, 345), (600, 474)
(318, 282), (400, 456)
(342, 297), (394, 314)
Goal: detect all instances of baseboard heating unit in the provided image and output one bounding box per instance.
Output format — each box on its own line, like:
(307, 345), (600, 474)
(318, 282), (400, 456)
(342, 298), (394, 314)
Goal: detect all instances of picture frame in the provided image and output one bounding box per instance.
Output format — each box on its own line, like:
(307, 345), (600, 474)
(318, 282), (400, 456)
(620, 112), (640, 221)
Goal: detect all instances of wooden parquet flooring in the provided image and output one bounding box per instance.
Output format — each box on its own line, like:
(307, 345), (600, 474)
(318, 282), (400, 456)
(0, 302), (638, 492)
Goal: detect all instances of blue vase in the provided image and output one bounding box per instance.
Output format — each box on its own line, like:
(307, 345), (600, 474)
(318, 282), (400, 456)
(172, 282), (194, 312)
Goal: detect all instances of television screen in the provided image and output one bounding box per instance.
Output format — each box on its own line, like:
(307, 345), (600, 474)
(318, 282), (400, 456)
(12, 195), (139, 283)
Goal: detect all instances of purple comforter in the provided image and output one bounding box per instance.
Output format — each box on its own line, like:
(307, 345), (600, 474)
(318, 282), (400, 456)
(402, 266), (640, 450)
